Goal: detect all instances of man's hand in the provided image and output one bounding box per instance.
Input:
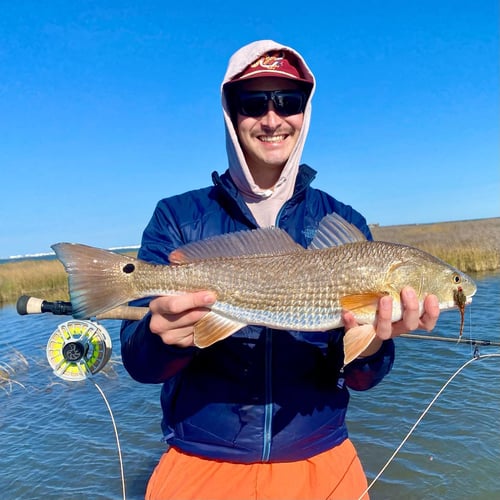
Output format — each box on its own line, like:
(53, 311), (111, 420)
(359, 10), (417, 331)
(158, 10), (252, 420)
(149, 292), (217, 347)
(342, 286), (440, 358)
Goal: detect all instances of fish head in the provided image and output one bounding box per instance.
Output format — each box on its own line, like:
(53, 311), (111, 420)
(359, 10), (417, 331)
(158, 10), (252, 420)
(428, 265), (477, 310)
(384, 246), (477, 312)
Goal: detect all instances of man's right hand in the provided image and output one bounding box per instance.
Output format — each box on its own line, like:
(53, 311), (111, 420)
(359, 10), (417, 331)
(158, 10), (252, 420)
(149, 292), (217, 347)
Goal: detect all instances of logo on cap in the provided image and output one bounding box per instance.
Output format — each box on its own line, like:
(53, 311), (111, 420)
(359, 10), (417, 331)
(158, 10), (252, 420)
(250, 52), (286, 71)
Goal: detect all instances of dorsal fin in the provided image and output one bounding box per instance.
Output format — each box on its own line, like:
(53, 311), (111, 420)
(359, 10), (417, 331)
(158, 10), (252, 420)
(308, 213), (367, 249)
(169, 227), (305, 264)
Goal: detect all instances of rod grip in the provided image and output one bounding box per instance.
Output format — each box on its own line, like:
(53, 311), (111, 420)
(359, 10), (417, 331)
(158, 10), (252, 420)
(16, 295), (148, 321)
(16, 295), (73, 315)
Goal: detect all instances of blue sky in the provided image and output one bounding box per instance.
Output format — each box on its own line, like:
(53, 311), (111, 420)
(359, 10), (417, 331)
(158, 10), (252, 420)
(1, 1), (498, 258)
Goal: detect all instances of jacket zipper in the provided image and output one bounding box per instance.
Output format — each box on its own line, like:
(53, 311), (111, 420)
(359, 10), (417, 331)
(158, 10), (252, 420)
(261, 189), (310, 461)
(260, 203), (290, 462)
(261, 328), (273, 462)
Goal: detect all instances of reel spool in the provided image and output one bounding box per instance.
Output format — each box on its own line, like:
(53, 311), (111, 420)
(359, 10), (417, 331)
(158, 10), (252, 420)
(46, 320), (112, 381)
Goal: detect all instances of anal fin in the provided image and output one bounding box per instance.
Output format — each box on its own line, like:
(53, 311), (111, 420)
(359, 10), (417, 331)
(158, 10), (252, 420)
(194, 312), (247, 348)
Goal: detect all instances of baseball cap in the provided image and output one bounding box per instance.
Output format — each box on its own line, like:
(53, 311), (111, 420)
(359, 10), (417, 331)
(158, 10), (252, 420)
(227, 50), (313, 86)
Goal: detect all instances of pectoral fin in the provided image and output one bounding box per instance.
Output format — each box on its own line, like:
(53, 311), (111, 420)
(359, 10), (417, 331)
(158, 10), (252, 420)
(340, 292), (386, 315)
(193, 312), (247, 348)
(343, 325), (377, 365)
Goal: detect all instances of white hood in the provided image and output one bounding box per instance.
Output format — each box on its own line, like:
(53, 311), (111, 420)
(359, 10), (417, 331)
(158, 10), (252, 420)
(221, 40), (316, 227)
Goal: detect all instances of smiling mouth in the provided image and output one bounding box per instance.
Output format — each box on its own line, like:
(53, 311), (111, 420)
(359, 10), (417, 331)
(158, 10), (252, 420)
(258, 135), (287, 143)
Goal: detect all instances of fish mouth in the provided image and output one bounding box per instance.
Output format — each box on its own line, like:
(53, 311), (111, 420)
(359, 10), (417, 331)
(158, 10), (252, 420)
(438, 296), (473, 311)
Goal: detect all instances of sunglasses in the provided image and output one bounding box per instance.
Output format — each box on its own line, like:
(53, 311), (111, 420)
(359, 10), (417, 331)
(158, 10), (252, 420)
(234, 90), (307, 118)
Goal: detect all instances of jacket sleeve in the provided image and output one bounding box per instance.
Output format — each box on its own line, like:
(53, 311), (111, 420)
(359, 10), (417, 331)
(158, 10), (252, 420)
(343, 339), (395, 391)
(119, 200), (198, 384)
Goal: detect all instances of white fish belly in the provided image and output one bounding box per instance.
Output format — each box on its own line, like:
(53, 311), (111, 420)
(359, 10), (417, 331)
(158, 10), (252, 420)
(212, 301), (344, 331)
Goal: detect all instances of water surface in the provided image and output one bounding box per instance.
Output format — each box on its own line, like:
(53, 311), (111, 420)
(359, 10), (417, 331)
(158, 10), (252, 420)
(1, 273), (499, 499)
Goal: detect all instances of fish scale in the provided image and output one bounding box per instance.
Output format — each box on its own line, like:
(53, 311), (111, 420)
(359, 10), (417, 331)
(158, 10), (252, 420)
(161, 244), (395, 327)
(52, 213), (477, 364)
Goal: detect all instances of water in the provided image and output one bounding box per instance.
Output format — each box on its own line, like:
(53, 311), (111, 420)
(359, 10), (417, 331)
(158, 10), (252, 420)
(1, 273), (499, 499)
(349, 272), (500, 499)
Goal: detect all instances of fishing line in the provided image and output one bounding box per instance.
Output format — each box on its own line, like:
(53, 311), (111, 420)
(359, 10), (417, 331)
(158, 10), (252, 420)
(356, 352), (500, 500)
(92, 379), (127, 500)
(467, 305), (476, 358)
(46, 319), (127, 500)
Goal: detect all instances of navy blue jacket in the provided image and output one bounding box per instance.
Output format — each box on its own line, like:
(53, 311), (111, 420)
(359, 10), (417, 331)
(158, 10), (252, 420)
(120, 165), (395, 463)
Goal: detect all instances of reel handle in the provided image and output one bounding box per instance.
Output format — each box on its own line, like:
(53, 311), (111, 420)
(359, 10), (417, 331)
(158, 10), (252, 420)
(16, 295), (148, 321)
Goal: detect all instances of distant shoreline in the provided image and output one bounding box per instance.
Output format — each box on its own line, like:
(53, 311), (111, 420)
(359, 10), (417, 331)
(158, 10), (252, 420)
(1, 217), (499, 305)
(0, 245), (140, 265)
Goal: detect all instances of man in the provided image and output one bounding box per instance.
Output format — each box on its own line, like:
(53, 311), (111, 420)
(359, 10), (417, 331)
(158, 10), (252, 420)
(120, 40), (440, 499)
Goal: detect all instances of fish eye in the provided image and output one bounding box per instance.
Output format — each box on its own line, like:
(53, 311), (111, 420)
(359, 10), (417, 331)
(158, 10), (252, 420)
(452, 272), (462, 284)
(122, 263), (135, 274)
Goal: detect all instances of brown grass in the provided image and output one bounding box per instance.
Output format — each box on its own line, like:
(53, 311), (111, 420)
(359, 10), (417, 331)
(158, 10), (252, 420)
(0, 219), (498, 306)
(0, 259), (69, 305)
(371, 217), (500, 272)
(0, 350), (28, 393)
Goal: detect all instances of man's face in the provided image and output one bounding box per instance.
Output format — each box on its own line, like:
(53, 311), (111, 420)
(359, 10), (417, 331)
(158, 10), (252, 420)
(234, 77), (305, 189)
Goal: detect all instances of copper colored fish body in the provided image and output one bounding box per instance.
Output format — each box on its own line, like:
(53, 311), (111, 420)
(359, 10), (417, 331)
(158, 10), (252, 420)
(52, 214), (477, 364)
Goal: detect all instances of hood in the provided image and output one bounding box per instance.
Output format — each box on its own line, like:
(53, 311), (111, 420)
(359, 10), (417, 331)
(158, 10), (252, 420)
(221, 40), (316, 227)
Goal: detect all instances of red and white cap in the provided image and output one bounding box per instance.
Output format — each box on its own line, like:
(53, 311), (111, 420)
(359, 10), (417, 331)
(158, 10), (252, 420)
(227, 50), (313, 86)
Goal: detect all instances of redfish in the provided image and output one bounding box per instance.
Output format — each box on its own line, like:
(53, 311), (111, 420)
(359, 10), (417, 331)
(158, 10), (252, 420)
(52, 213), (476, 364)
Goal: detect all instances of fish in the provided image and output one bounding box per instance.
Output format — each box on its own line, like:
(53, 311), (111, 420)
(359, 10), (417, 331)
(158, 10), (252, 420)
(52, 213), (477, 365)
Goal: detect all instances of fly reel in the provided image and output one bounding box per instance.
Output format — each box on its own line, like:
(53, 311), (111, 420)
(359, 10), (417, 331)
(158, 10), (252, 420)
(46, 320), (112, 381)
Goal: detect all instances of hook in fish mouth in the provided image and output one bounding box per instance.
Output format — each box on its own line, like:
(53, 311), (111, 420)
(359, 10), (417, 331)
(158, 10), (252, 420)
(453, 287), (467, 340)
(453, 287), (467, 309)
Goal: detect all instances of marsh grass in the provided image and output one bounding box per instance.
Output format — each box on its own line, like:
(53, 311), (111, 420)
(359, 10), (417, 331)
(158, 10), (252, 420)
(0, 219), (498, 306)
(0, 350), (28, 393)
(0, 259), (69, 305)
(371, 218), (500, 273)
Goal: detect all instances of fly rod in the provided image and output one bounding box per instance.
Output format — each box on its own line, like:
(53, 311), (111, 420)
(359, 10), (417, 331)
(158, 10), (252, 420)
(17, 296), (500, 347)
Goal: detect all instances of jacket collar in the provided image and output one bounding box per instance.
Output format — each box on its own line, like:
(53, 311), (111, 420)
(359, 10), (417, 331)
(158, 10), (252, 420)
(212, 164), (317, 227)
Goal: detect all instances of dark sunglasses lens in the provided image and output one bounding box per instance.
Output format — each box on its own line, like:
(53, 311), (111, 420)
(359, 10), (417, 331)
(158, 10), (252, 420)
(274, 92), (305, 115)
(237, 91), (306, 117)
(238, 95), (268, 117)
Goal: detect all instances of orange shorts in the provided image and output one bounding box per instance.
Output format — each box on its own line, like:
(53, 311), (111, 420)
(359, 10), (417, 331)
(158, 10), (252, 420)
(145, 438), (369, 500)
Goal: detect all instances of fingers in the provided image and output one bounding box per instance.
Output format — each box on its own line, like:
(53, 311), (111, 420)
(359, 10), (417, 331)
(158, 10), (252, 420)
(374, 294), (394, 340)
(344, 287), (440, 344)
(341, 310), (358, 331)
(150, 291), (217, 316)
(400, 287), (420, 331)
(419, 294), (440, 331)
(343, 294), (393, 342)
(149, 292), (217, 347)
(377, 287), (439, 339)
(387, 287), (420, 337)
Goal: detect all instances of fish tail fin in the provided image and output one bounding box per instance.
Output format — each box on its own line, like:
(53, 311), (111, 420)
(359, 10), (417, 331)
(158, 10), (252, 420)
(52, 243), (139, 319)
